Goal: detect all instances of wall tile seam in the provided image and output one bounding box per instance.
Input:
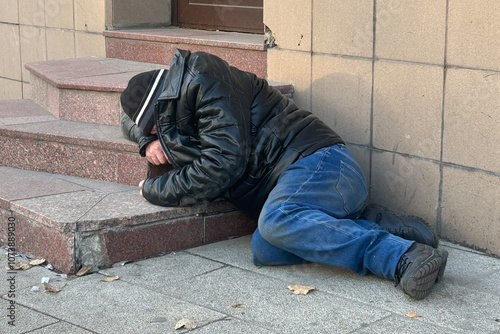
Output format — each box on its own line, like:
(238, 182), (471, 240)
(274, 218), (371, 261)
(0, 21), (20, 26)
(368, 0), (376, 197)
(42, 26), (78, 33)
(274, 48), (500, 74)
(351, 144), (500, 177)
(310, 0), (314, 114)
(437, 0), (450, 240)
(0, 77), (23, 83)
(17, 26), (105, 35)
(74, 30), (105, 37)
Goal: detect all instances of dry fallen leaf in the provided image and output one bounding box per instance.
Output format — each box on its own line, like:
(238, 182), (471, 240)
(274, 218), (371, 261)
(44, 283), (63, 294)
(9, 261), (32, 271)
(76, 264), (93, 277)
(175, 319), (197, 330)
(29, 258), (46, 266)
(101, 276), (119, 282)
(406, 311), (422, 318)
(288, 285), (315, 295)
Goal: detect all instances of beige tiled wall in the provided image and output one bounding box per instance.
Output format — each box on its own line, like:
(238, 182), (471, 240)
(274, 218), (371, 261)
(0, 0), (172, 101)
(265, 0), (500, 257)
(0, 0), (107, 100)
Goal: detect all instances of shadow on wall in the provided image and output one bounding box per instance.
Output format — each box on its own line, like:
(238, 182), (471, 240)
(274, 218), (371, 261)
(310, 70), (441, 234)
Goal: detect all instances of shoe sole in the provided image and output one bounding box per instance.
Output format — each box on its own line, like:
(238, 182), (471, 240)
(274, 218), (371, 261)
(401, 255), (443, 300)
(435, 249), (449, 283)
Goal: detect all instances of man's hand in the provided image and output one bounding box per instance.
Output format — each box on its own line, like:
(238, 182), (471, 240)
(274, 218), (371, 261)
(145, 139), (170, 165)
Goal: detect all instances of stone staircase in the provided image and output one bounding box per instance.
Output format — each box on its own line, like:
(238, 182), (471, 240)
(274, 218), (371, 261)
(0, 29), (292, 274)
(104, 27), (268, 78)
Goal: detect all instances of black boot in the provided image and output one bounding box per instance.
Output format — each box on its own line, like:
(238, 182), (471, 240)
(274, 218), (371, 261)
(395, 243), (448, 300)
(359, 204), (439, 248)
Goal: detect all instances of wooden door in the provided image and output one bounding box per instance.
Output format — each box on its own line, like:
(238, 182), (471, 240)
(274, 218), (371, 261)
(175, 0), (264, 34)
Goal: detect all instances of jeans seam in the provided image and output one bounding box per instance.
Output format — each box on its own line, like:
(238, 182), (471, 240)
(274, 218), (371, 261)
(281, 147), (330, 205)
(336, 160), (367, 215)
(333, 145), (359, 166)
(278, 206), (356, 238)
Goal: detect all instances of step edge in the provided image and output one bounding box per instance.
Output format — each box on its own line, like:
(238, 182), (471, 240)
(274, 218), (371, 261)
(26, 58), (293, 95)
(104, 28), (267, 51)
(0, 122), (138, 154)
(7, 190), (238, 234)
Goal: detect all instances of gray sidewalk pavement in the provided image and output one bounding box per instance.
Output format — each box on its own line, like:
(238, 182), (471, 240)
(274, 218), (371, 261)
(2, 236), (500, 334)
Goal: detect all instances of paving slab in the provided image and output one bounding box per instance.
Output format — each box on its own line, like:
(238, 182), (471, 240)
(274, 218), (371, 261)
(186, 236), (500, 334)
(12, 273), (227, 334)
(146, 265), (393, 333)
(0, 298), (59, 334)
(0, 246), (64, 296)
(1, 235), (500, 333)
(192, 318), (279, 334)
(99, 252), (225, 289)
(28, 321), (95, 333)
(353, 314), (460, 334)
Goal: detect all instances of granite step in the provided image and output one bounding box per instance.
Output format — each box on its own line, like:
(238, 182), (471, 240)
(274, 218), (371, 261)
(0, 166), (256, 274)
(105, 27), (268, 79)
(26, 57), (293, 126)
(0, 99), (147, 186)
(26, 58), (163, 126)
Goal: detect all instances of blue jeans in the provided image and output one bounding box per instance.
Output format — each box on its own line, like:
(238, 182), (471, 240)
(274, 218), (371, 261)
(251, 144), (413, 280)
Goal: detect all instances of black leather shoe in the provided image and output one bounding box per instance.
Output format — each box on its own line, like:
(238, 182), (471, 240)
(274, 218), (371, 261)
(359, 204), (439, 248)
(395, 243), (448, 300)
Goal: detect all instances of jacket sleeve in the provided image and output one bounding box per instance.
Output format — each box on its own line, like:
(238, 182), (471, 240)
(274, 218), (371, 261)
(142, 73), (250, 206)
(120, 109), (157, 157)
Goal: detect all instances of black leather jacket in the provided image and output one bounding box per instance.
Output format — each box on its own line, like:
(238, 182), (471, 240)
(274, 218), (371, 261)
(121, 49), (343, 218)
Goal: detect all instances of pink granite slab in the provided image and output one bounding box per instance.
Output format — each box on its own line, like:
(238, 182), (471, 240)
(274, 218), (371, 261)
(0, 99), (55, 125)
(15, 213), (76, 273)
(0, 167), (87, 203)
(57, 89), (122, 125)
(104, 27), (266, 51)
(103, 217), (204, 264)
(26, 58), (164, 92)
(204, 211), (257, 243)
(0, 136), (120, 183)
(107, 38), (267, 79)
(0, 119), (137, 152)
(0, 167), (255, 273)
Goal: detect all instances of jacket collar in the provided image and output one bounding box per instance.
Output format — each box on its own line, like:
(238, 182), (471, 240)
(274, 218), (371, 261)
(159, 49), (191, 100)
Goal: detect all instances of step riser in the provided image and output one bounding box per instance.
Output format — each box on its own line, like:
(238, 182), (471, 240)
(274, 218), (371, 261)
(1, 208), (76, 273)
(31, 74), (122, 126)
(0, 133), (146, 186)
(106, 38), (267, 79)
(1, 203), (256, 274)
(26, 58), (291, 127)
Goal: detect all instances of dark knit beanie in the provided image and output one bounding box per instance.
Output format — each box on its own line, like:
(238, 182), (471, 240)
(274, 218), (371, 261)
(120, 69), (168, 135)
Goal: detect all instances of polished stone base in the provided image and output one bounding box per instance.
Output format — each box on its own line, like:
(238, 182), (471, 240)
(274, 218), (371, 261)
(0, 167), (256, 274)
(105, 27), (268, 79)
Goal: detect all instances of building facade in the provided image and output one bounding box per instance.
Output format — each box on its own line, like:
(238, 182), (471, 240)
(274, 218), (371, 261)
(0, 0), (499, 256)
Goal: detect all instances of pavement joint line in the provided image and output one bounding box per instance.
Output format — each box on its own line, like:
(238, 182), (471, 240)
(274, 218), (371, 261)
(183, 250), (233, 267)
(80, 270), (254, 326)
(190, 264), (230, 280)
(51, 176), (135, 193)
(0, 119), (57, 127)
(9, 188), (90, 204)
(0, 296), (73, 328)
(441, 241), (499, 258)
(75, 192), (112, 222)
(21, 320), (98, 334)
